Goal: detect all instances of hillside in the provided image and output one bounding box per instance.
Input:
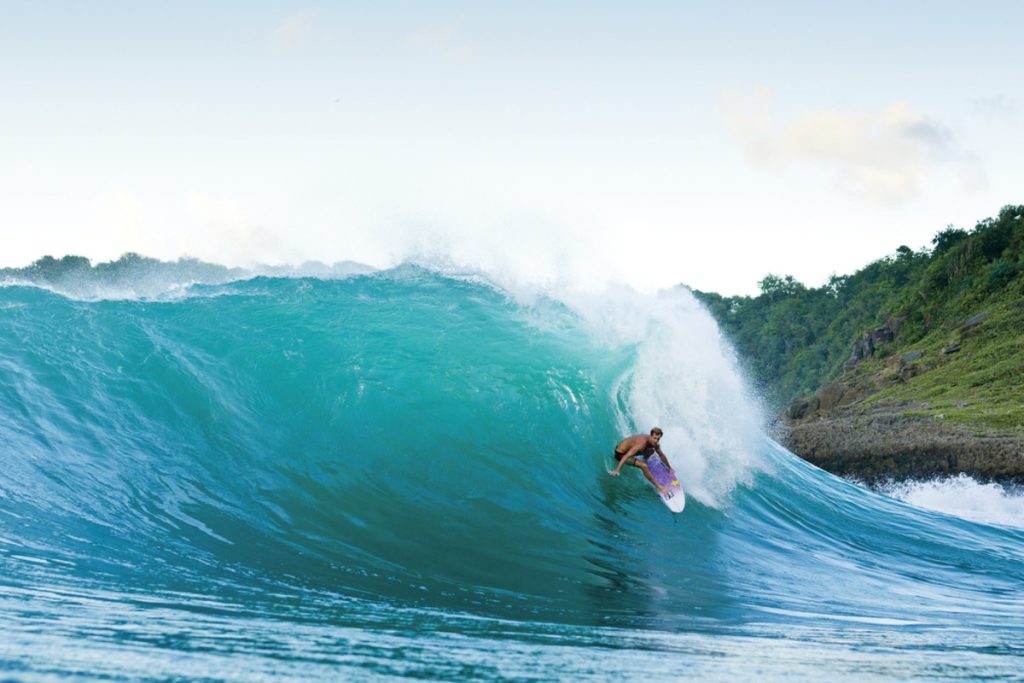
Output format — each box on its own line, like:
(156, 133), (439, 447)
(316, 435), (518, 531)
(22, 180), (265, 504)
(0, 253), (374, 298)
(693, 205), (1024, 482)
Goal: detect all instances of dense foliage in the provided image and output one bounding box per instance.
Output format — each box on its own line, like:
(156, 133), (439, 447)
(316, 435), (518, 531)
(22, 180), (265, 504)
(694, 205), (1024, 411)
(0, 253), (244, 285)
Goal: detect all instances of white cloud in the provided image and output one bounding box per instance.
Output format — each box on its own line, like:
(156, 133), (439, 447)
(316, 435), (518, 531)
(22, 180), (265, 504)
(272, 14), (314, 50)
(726, 90), (984, 205)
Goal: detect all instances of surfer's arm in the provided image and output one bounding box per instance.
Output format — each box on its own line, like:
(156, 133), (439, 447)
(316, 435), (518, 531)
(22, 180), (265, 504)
(610, 445), (642, 475)
(655, 446), (674, 472)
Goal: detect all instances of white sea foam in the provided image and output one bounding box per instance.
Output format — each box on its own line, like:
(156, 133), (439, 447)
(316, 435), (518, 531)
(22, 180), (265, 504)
(882, 475), (1024, 530)
(554, 284), (766, 509)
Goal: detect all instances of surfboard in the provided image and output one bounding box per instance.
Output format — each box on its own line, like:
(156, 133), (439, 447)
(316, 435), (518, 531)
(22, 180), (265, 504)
(646, 457), (686, 513)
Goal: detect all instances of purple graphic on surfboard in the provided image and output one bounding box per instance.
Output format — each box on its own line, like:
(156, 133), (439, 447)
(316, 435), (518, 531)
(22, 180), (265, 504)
(647, 456), (686, 513)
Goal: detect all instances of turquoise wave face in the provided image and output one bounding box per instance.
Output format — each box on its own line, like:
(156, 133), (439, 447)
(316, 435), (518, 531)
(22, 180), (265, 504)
(1, 268), (1023, 678)
(1, 270), (647, 616)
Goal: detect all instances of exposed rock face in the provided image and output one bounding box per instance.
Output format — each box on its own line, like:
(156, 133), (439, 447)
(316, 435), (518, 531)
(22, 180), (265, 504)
(844, 317), (905, 370)
(901, 351), (924, 363)
(959, 312), (990, 335)
(778, 406), (1024, 483)
(785, 382), (868, 420)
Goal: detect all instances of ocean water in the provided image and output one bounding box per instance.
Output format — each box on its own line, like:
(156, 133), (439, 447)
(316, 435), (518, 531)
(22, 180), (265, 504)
(1, 266), (1022, 681)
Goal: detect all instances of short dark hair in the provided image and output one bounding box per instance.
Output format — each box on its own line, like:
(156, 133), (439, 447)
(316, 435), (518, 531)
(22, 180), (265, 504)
(650, 427), (663, 436)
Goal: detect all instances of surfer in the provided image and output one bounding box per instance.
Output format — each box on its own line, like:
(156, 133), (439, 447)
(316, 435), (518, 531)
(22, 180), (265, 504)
(609, 427), (675, 495)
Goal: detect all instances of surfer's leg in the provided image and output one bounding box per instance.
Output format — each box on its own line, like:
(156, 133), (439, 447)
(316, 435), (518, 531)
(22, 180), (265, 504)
(627, 459), (668, 494)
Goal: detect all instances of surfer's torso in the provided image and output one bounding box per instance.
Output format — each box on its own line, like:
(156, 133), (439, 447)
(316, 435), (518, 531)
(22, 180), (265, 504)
(613, 435), (656, 460)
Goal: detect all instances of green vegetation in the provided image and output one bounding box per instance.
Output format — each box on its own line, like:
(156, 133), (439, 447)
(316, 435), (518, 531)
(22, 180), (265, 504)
(693, 205), (1024, 433)
(0, 253), (244, 287)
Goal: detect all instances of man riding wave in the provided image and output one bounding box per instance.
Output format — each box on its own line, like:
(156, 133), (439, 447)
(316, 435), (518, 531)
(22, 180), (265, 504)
(608, 427), (675, 495)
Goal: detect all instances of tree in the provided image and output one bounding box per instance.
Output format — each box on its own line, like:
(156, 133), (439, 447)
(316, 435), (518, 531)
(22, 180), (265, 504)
(758, 274), (805, 301)
(932, 226), (969, 256)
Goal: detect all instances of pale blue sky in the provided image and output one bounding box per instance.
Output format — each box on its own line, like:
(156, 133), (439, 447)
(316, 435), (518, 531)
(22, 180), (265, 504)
(1, 1), (1020, 294)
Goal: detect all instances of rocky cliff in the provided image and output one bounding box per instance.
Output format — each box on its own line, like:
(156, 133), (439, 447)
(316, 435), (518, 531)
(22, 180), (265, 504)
(777, 303), (1024, 483)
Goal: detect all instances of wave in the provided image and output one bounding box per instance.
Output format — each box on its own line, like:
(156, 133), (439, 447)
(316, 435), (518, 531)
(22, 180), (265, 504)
(1, 263), (1023, 678)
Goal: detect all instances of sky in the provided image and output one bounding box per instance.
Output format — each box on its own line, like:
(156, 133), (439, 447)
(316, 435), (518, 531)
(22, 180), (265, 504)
(1, 1), (1020, 295)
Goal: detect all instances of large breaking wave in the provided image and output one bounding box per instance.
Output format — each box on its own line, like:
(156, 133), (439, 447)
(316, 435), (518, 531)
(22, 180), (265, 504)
(1, 265), (1021, 679)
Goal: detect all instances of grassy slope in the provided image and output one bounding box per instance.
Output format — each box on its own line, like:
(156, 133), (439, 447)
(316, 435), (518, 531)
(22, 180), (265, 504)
(694, 205), (1024, 435)
(853, 294), (1024, 434)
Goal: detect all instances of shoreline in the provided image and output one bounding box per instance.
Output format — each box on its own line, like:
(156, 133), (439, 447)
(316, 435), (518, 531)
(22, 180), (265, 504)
(776, 404), (1024, 485)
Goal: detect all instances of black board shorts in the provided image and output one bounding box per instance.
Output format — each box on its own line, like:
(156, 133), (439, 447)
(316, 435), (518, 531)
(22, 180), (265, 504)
(613, 450), (648, 463)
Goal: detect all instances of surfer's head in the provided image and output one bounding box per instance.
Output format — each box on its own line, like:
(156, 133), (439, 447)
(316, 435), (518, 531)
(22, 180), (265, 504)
(650, 427), (663, 443)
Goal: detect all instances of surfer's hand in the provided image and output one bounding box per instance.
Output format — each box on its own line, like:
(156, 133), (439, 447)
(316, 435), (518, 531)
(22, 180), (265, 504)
(608, 470), (619, 477)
